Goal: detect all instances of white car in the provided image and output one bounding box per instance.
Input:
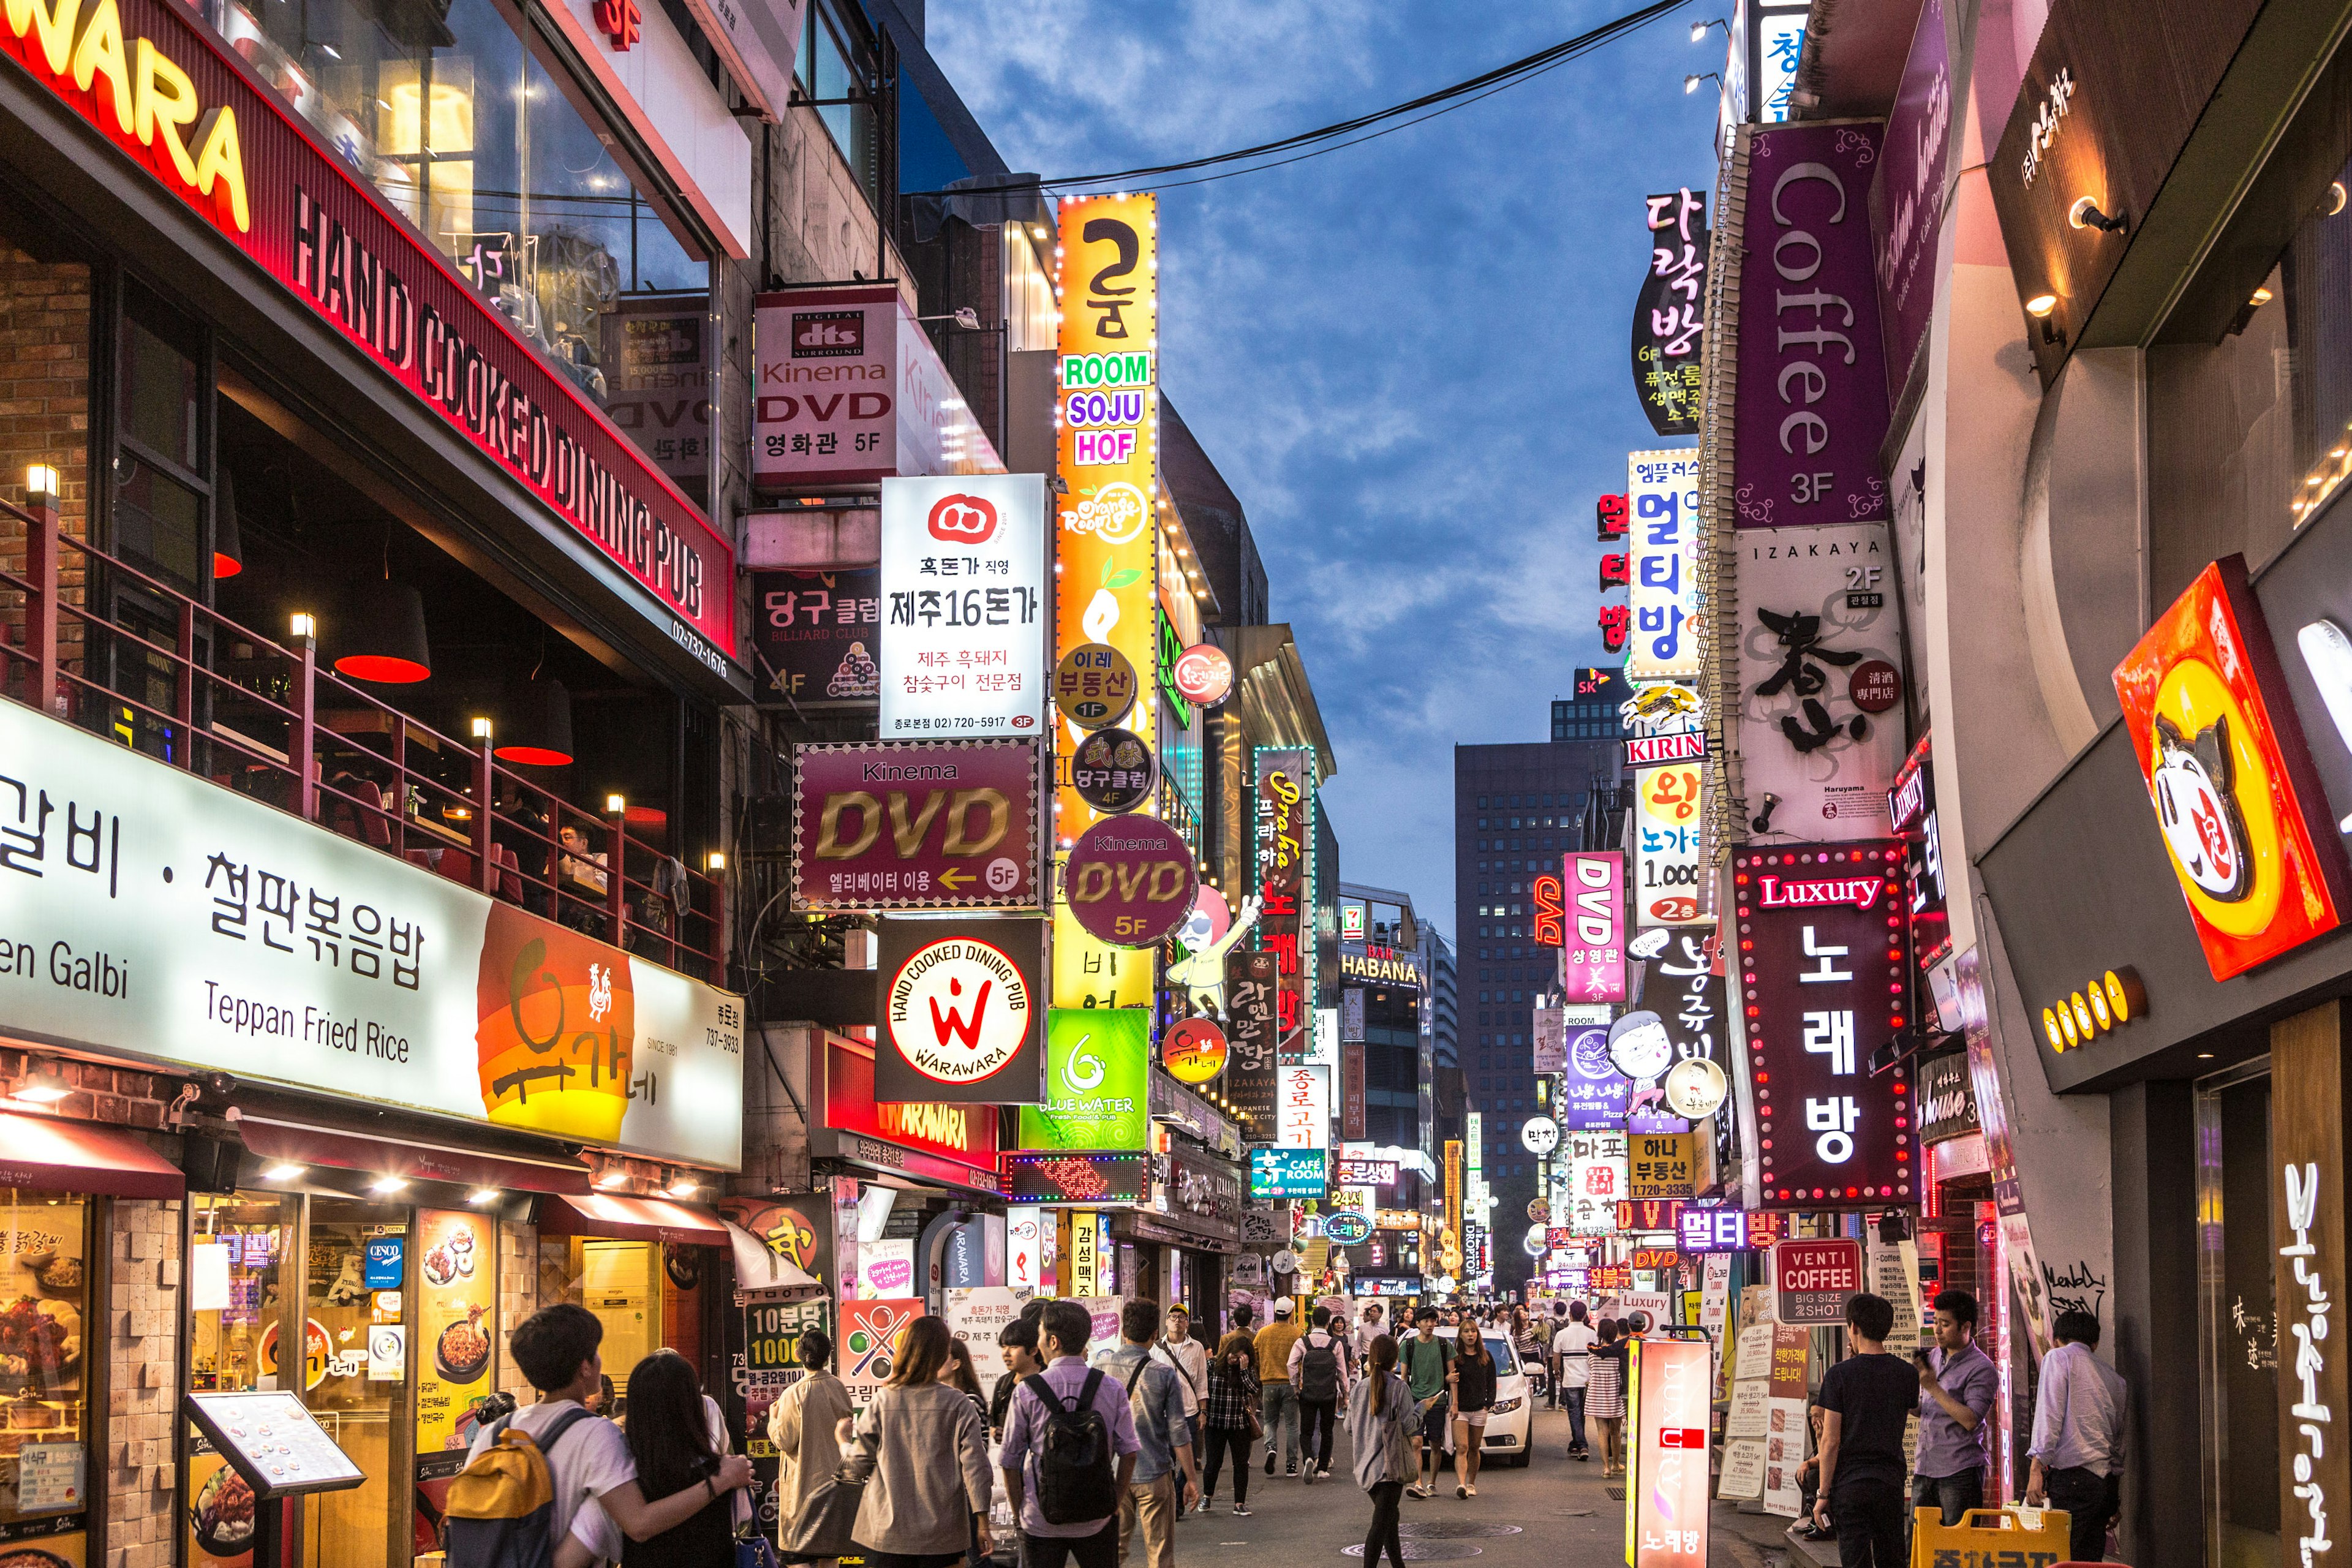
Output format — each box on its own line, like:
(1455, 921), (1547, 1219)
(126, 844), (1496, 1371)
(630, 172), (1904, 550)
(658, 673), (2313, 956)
(1433, 1327), (1533, 1466)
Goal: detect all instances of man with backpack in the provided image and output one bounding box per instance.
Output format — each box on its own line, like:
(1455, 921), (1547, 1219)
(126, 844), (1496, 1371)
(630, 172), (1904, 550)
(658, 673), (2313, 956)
(450, 1302), (752, 1567)
(1286, 1306), (1352, 1483)
(1001, 1298), (1142, 1568)
(1095, 1300), (1200, 1568)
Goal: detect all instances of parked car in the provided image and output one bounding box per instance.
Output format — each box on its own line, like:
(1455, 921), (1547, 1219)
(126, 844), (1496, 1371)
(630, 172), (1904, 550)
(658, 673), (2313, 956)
(1434, 1327), (1532, 1466)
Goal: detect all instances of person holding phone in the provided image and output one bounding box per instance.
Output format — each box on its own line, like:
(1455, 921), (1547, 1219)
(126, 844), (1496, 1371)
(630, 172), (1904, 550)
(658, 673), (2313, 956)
(1913, 1291), (1997, 1527)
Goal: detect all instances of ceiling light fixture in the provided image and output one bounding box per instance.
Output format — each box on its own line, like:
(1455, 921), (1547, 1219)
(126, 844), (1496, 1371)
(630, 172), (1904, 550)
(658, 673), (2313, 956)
(10, 1067), (70, 1104)
(262, 1163), (306, 1182)
(467, 1188), (500, 1205)
(369, 1175), (410, 1194)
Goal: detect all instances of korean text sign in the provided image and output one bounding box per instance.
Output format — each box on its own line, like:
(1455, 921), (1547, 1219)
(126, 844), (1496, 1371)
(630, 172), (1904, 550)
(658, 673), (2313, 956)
(0, 702), (744, 1167)
(1629, 1134), (1696, 1200)
(1567, 1131), (1630, 1234)
(1278, 1064), (1331, 1150)
(1633, 926), (1726, 1086)
(1223, 949), (1280, 1140)
(878, 473), (1047, 739)
(1633, 190), (1708, 439)
(1733, 123), (1893, 529)
(1868, 0), (1952, 402)
(751, 286), (1001, 488)
(1634, 764), (1707, 926)
(790, 739), (1040, 911)
(1732, 843), (1914, 1206)
(753, 567), (881, 707)
(1561, 851), (1627, 1002)
(1628, 448), (1703, 680)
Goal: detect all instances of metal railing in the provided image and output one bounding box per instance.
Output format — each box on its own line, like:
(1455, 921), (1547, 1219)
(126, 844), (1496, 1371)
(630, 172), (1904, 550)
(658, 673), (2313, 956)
(0, 478), (725, 983)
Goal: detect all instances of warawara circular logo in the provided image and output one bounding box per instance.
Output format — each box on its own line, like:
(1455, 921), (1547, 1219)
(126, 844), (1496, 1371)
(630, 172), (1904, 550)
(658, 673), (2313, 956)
(887, 938), (1031, 1085)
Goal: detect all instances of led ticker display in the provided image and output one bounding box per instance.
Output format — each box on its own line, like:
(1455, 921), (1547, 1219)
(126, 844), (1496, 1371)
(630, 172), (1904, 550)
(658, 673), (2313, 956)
(1003, 1152), (1148, 1205)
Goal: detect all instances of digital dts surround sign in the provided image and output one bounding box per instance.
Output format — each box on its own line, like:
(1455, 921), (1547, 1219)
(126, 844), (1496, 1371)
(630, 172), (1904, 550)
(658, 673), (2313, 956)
(0, 0), (737, 667)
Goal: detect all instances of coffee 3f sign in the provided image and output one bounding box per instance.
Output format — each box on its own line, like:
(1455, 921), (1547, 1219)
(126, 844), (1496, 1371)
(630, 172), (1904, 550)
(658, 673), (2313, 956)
(879, 474), (1048, 740)
(875, 918), (1046, 1104)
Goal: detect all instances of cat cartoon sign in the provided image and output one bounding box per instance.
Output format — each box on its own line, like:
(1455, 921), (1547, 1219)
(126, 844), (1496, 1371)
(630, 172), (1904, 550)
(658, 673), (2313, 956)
(2113, 556), (2350, 981)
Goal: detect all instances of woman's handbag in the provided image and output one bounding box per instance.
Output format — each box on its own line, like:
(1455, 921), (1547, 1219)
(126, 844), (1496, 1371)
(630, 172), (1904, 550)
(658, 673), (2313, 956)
(736, 1534), (785, 1568)
(1245, 1401), (1264, 1441)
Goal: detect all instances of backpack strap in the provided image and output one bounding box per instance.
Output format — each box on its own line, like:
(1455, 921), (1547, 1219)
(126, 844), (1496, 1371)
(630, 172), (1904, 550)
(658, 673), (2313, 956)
(1125, 1358), (1148, 1397)
(532, 1406), (600, 1457)
(1077, 1368), (1105, 1413)
(1023, 1373), (1065, 1412)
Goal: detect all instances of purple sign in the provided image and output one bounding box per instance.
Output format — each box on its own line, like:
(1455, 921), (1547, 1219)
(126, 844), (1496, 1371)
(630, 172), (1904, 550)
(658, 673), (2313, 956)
(1735, 123), (1892, 530)
(1065, 815), (1198, 949)
(1870, 0), (1952, 402)
(1561, 1025), (1688, 1134)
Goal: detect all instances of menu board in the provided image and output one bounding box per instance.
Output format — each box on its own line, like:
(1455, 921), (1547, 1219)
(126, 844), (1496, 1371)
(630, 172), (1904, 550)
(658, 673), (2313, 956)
(412, 1212), (497, 1466)
(184, 1392), (366, 1496)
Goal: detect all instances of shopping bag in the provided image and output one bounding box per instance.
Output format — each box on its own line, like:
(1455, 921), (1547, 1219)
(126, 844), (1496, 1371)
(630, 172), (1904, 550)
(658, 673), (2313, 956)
(782, 1471), (867, 1559)
(1910, 1506), (2073, 1568)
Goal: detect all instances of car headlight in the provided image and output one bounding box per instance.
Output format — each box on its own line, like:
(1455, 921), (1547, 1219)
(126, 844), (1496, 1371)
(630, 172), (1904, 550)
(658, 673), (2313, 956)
(1490, 1396), (1522, 1413)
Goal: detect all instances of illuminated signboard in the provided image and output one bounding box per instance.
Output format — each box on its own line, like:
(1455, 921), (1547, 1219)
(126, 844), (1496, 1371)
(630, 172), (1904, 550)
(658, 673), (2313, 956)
(1634, 763), (1706, 927)
(1278, 1065), (1330, 1150)
(1338, 949), (1425, 988)
(1248, 1147), (1328, 1200)
(1254, 747), (1316, 1057)
(877, 475), (1049, 739)
(1566, 1131), (1629, 1234)
(1628, 1338), (1713, 1568)
(1627, 448), (1702, 681)
(1018, 1010), (1149, 1151)
(1677, 1208), (1784, 1253)
(1003, 1152), (1148, 1205)
(1632, 188), (1707, 438)
(1561, 852), (1627, 1004)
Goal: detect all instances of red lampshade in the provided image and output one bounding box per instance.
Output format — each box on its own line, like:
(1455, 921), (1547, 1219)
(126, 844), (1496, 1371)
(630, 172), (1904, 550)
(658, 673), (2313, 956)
(493, 676), (574, 766)
(212, 469), (243, 579)
(331, 581), (431, 683)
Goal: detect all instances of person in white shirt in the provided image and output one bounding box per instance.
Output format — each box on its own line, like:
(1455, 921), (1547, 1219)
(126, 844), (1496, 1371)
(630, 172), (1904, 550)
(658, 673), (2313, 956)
(1154, 1303), (1206, 1427)
(2025, 1310), (2127, 1564)
(1355, 1304), (1387, 1366)
(1550, 1302), (1597, 1462)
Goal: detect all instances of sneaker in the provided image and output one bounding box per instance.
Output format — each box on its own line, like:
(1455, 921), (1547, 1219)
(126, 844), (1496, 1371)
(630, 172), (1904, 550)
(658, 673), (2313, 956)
(1320, 1465), (1335, 1477)
(1466, 1485), (1477, 1498)
(1232, 1507), (1253, 1518)
(1571, 1452), (1589, 1463)
(1301, 1467), (1314, 1487)
(1456, 1484), (1468, 1499)
(1265, 1453), (1276, 1476)
(1286, 1464), (1298, 1477)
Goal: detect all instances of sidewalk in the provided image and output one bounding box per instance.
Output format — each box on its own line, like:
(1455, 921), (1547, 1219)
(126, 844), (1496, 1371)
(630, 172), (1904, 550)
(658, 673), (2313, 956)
(1711, 1496), (1841, 1568)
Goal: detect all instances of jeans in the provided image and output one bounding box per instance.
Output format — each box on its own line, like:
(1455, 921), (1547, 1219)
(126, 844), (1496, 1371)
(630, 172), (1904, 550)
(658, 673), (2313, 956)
(1912, 1469), (1985, 1527)
(1561, 1386), (1589, 1453)
(1023, 1521), (1119, 1568)
(1200, 1425), (1251, 1506)
(1118, 1474), (1178, 1568)
(1830, 1476), (1906, 1568)
(1260, 1383), (1301, 1471)
(2045, 1466), (2114, 1563)
(1363, 1480), (1406, 1568)
(1300, 1399), (1338, 1471)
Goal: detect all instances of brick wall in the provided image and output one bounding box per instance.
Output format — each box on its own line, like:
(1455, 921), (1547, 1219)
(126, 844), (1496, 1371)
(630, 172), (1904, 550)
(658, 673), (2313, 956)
(107, 1196), (184, 1568)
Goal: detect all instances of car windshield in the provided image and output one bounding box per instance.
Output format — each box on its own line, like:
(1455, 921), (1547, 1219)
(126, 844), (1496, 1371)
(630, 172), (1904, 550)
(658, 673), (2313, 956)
(1443, 1330), (1517, 1374)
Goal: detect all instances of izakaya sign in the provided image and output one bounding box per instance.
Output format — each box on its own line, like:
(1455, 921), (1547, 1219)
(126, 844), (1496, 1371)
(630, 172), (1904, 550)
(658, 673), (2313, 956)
(879, 474), (1048, 739)
(752, 285), (1001, 486)
(0, 0), (738, 667)
(0, 705), (742, 1166)
(1628, 449), (1703, 680)
(790, 739), (1041, 911)
(1732, 844), (1914, 1207)
(875, 918), (1044, 1104)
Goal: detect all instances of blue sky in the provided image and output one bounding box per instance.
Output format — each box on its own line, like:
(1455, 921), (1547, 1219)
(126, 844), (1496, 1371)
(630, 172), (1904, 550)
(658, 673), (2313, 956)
(929, 0), (1719, 930)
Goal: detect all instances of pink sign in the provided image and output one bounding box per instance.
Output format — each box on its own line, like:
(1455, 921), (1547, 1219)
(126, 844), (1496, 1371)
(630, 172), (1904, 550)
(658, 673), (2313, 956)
(1065, 816), (1198, 948)
(1561, 852), (1627, 1003)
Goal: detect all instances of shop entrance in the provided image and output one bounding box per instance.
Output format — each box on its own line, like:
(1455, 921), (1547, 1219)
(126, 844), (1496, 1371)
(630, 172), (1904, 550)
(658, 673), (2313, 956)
(301, 1198), (411, 1568)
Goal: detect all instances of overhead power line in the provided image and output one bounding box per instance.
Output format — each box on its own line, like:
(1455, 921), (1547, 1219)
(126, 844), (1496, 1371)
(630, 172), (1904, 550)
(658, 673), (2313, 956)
(913, 0), (1692, 198)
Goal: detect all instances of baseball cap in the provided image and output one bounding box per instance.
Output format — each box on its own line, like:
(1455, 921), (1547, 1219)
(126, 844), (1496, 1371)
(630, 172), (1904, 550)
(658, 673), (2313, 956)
(1274, 1300), (1294, 1316)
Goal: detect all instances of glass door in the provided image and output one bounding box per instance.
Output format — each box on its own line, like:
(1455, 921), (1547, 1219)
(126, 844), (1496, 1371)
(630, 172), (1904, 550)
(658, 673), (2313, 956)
(2199, 1060), (2278, 1568)
(543, 1237), (662, 1414)
(301, 1199), (411, 1568)
(184, 1191), (296, 1568)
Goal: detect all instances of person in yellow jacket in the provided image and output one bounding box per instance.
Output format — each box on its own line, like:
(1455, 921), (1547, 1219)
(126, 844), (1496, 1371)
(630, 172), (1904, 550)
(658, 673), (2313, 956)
(1253, 1300), (1305, 1477)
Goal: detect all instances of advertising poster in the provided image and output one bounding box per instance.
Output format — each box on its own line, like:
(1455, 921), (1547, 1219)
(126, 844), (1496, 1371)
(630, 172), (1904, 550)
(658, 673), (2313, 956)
(1734, 522), (1905, 834)
(1762, 1324), (1812, 1517)
(791, 739), (1041, 911)
(753, 568), (882, 708)
(1018, 1010), (1149, 1150)
(1561, 851), (1627, 1002)
(942, 1286), (1033, 1383)
(739, 1297), (828, 1430)
(877, 473), (1048, 741)
(1634, 762), (1707, 926)
(874, 917), (1046, 1106)
(839, 1300), (925, 1409)
(412, 1210), (496, 1461)
(1627, 448), (1703, 680)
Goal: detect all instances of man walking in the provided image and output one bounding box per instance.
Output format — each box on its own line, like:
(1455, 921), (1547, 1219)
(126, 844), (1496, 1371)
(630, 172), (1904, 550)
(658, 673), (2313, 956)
(1811, 1292), (1918, 1568)
(1095, 1300), (1200, 1568)
(1400, 1306), (1455, 1499)
(1551, 1302), (1596, 1460)
(1913, 1289), (1997, 1524)
(2026, 1310), (2127, 1564)
(1254, 1300), (1304, 1478)
(1001, 1299), (1142, 1568)
(1287, 1306), (1353, 1482)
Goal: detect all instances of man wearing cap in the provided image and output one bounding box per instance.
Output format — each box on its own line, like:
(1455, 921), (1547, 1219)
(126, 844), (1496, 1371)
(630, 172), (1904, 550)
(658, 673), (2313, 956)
(1253, 1300), (1305, 1477)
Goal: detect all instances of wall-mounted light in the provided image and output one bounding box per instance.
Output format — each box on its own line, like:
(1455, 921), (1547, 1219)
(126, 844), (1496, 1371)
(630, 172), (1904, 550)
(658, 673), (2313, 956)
(2330, 183), (2348, 217)
(2068, 196), (2128, 234)
(1749, 793), (1779, 835)
(262, 1163), (306, 1182)
(9, 1066), (70, 1104)
(369, 1175), (410, 1194)
(24, 464), (59, 505)
(2024, 292), (2067, 348)
(666, 1172), (700, 1198)
(706, 851), (727, 872)
(1684, 71), (1721, 96)
(288, 611), (317, 641)
(1689, 17), (1725, 42)
(592, 1157), (630, 1189)
(467, 1188), (500, 1206)
(605, 793), (627, 815)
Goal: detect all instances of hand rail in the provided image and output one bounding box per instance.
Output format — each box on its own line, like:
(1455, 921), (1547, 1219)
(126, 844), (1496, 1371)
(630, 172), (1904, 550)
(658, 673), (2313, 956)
(0, 484), (726, 984)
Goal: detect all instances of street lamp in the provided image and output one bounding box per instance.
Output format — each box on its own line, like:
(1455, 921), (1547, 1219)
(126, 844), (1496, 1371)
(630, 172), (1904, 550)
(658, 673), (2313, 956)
(1684, 72), (1721, 96)
(1689, 17), (1725, 42)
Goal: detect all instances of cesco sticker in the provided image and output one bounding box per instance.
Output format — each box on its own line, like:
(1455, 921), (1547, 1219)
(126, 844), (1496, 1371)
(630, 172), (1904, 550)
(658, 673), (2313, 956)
(886, 938), (1033, 1085)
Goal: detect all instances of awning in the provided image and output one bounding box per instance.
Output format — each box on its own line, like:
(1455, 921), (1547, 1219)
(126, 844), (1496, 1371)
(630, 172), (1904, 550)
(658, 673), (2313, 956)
(0, 1109), (185, 1198)
(538, 1193), (732, 1246)
(234, 1115), (594, 1196)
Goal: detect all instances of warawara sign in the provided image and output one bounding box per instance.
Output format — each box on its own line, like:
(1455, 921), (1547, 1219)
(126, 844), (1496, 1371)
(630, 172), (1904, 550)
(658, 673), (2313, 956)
(878, 474), (1048, 740)
(791, 739), (1041, 911)
(875, 918), (1045, 1104)
(0, 704), (742, 1167)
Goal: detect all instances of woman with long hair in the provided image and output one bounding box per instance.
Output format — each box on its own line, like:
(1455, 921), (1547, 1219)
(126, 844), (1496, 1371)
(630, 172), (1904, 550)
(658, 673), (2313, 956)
(1199, 1332), (1260, 1516)
(1344, 1335), (1414, 1568)
(1588, 1319), (1631, 1479)
(603, 1349), (737, 1568)
(1449, 1328), (1496, 1499)
(941, 1339), (987, 1413)
(841, 1316), (994, 1568)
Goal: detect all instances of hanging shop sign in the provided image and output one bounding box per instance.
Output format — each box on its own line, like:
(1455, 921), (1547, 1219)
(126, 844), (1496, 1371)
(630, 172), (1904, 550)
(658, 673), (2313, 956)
(1771, 1238), (1865, 1325)
(1532, 873), (1566, 948)
(0, 0), (742, 667)
(875, 917), (1045, 1104)
(1734, 523), (1905, 832)
(1889, 734), (1951, 978)
(1629, 1335), (1713, 1568)
(1663, 1058), (1728, 1120)
(1254, 747), (1316, 1057)
(1050, 901), (1152, 1011)
(1616, 1200), (1686, 1233)
(1069, 728), (1157, 813)
(1224, 948), (1280, 1140)
(877, 473), (1049, 740)
(753, 568), (881, 707)
(1278, 1065), (1332, 1150)
(1017, 1009), (1149, 1152)
(1566, 1131), (1630, 1235)
(1336, 1157), (1400, 1188)
(791, 739), (1041, 911)
(1561, 852), (1629, 1003)
(1171, 643), (1234, 706)
(1627, 925), (1725, 1120)
(1678, 1207), (1783, 1253)
(1249, 1147), (1328, 1200)
(1733, 122), (1893, 530)
(2271, 1007), (2351, 1558)
(1629, 1134), (1696, 1200)
(1532, 1005), (1567, 1073)
(1161, 1017), (1228, 1084)
(1063, 815), (1196, 948)
(1562, 1023), (1654, 1131)
(1052, 643), (1139, 729)
(1324, 1210), (1372, 1245)
(2111, 556), (2350, 981)
(1627, 449), (1703, 681)
(1003, 1152), (1148, 1205)
(1732, 843), (1915, 1207)
(1917, 1052), (1978, 1144)
(0, 704), (742, 1166)
(1869, 0), (1953, 402)
(1632, 188), (1708, 438)
(1521, 1115), (1561, 1156)
(820, 1035), (1002, 1183)
(752, 284), (1001, 488)
(1634, 764), (1707, 926)
(1343, 1037), (1367, 1140)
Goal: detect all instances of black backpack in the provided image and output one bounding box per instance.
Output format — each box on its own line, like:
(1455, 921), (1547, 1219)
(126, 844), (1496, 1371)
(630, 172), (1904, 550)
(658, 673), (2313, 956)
(1025, 1370), (1120, 1525)
(1298, 1336), (1341, 1402)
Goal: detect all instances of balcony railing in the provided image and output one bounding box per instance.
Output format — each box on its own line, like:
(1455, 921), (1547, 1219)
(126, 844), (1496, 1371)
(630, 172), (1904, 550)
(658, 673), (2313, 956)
(0, 476), (725, 984)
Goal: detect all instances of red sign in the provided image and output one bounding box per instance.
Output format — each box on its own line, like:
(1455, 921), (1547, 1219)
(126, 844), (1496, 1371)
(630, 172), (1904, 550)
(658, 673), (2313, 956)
(822, 1036), (1000, 1174)
(1625, 731), (1707, 767)
(1771, 1238), (1864, 1325)
(1161, 1017), (1229, 1085)
(1733, 843), (1913, 1208)
(1532, 873), (1565, 947)
(1630, 1247), (1679, 1270)
(1590, 1263), (1632, 1291)
(1616, 1199), (1686, 1232)
(927, 492), (1001, 545)
(791, 740), (1041, 911)
(1631, 1338), (1712, 1568)
(2113, 556), (2349, 981)
(1170, 644), (1234, 706)
(592, 0), (641, 47)
(0, 0), (737, 663)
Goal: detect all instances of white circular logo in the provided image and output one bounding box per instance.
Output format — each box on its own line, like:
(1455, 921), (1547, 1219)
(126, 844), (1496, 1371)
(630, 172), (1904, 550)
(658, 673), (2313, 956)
(886, 938), (1031, 1085)
(986, 857), (1022, 894)
(1664, 1058), (1729, 1120)
(1524, 1227), (1549, 1256)
(1520, 1117), (1560, 1156)
(1063, 481), (1150, 545)
(1272, 1249), (1298, 1275)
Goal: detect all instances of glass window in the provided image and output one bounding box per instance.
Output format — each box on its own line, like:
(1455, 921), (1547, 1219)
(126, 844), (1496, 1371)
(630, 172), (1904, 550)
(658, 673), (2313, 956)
(1, 1191), (92, 1565)
(185, 1191), (296, 1567)
(798, 0), (876, 203)
(2198, 1063), (2277, 1568)
(303, 1199), (411, 1568)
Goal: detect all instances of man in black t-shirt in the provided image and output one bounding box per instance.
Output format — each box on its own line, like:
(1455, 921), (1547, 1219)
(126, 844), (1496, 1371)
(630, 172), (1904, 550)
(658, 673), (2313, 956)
(1812, 1293), (1919, 1568)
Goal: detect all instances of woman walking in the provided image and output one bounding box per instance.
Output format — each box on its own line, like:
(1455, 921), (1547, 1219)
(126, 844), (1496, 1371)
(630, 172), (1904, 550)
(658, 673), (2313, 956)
(1449, 1328), (1497, 1498)
(1346, 1335), (1416, 1568)
(603, 1349), (740, 1568)
(1199, 1332), (1261, 1516)
(772, 1330), (855, 1568)
(840, 1316), (995, 1568)
(1588, 1320), (1630, 1479)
